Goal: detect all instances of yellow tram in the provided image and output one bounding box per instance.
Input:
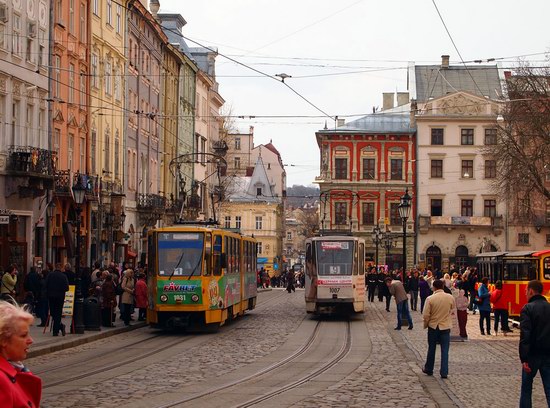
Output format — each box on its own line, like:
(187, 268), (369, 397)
(146, 224), (257, 330)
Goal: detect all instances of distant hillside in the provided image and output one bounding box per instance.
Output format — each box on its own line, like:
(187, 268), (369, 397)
(286, 185), (319, 208)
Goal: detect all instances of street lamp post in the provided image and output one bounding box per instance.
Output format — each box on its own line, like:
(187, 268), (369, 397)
(398, 189), (412, 283)
(371, 225), (383, 272)
(72, 183), (86, 334)
(46, 199), (56, 265)
(384, 233), (396, 269)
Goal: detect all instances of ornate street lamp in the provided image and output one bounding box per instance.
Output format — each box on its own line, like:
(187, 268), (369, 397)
(398, 189), (412, 282)
(72, 183), (86, 334)
(371, 225), (383, 273)
(46, 200), (56, 264)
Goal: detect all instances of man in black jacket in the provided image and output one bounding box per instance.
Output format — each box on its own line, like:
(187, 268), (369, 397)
(46, 264), (69, 336)
(367, 268), (378, 302)
(519, 280), (550, 407)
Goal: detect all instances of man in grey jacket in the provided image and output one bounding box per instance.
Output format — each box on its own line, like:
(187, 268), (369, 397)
(385, 277), (413, 330)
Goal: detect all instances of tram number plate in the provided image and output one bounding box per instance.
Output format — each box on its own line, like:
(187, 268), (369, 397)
(329, 287), (340, 294)
(174, 295), (185, 302)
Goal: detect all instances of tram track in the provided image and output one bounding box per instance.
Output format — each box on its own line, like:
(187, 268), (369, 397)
(154, 319), (353, 408)
(40, 290), (289, 391)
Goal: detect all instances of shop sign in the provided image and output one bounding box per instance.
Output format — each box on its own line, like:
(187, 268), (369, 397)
(0, 215), (9, 224)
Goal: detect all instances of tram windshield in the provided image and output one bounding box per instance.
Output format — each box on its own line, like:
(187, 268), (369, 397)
(315, 241), (353, 276)
(157, 232), (204, 277)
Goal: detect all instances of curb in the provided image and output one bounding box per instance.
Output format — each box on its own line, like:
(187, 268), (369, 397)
(28, 322), (147, 359)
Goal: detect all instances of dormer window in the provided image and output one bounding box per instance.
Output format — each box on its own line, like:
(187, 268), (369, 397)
(257, 187), (262, 196)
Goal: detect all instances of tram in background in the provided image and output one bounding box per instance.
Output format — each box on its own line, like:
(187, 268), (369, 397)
(146, 224), (257, 330)
(476, 250), (550, 317)
(304, 235), (366, 315)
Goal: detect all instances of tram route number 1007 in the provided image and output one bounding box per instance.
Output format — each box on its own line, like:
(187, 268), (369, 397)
(329, 287), (340, 294)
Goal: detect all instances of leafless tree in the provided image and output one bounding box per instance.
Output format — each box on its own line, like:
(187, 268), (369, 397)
(483, 58), (550, 220)
(297, 208), (320, 238)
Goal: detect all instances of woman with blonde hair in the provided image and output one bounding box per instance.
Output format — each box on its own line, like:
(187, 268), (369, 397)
(0, 300), (42, 407)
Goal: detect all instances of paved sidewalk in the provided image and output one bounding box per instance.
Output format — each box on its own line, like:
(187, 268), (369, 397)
(28, 315), (146, 358)
(373, 297), (547, 408)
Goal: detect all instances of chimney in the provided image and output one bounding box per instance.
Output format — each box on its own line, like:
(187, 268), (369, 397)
(149, 0), (160, 20)
(382, 92), (395, 111)
(441, 55), (450, 69)
(397, 92), (409, 107)
(337, 118), (345, 127)
(249, 125), (254, 135)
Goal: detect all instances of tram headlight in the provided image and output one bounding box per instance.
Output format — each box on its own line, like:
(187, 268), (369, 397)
(191, 294), (199, 302)
(160, 294), (168, 303)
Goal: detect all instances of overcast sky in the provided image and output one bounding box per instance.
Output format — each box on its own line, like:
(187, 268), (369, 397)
(159, 0), (549, 187)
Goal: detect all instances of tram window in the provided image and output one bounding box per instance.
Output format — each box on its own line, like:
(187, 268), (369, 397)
(213, 235), (222, 276)
(204, 233), (212, 276)
(544, 258), (550, 280)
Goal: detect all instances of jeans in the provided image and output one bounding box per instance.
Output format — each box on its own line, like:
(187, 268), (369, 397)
(425, 327), (450, 377)
(385, 295), (391, 311)
(494, 309), (509, 332)
(410, 290), (418, 310)
(396, 300), (413, 328)
(479, 311), (491, 334)
(520, 357), (550, 408)
(48, 296), (64, 335)
(420, 296), (428, 313)
(121, 302), (133, 325)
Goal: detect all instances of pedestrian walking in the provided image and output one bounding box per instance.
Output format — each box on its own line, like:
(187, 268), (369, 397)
(408, 270), (419, 311)
(419, 276), (431, 313)
(519, 280), (550, 407)
(101, 274), (116, 327)
(135, 273), (148, 321)
(385, 277), (413, 330)
(468, 269), (479, 313)
(377, 270), (385, 302)
(477, 277), (491, 335)
(367, 268), (377, 302)
(45, 264), (69, 336)
(491, 280), (513, 335)
(455, 288), (469, 339)
(0, 301), (42, 407)
(36, 268), (49, 327)
(422, 279), (455, 379)
(286, 269), (295, 293)
(1, 264), (18, 301)
(120, 269), (135, 326)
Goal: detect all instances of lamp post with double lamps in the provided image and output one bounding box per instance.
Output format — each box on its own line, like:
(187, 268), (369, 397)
(371, 225), (383, 273)
(398, 189), (412, 282)
(72, 183), (86, 334)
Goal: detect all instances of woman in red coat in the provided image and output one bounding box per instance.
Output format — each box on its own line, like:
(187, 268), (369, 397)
(490, 280), (513, 335)
(134, 273), (148, 321)
(0, 300), (42, 407)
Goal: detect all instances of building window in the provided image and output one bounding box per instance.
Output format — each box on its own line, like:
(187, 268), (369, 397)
(287, 232), (292, 240)
(80, 71), (86, 107)
(234, 157), (240, 169)
(256, 187), (262, 196)
(461, 128), (474, 145)
(68, 133), (74, 171)
(257, 242), (262, 255)
(431, 160), (443, 178)
(69, 0), (75, 32)
(431, 128), (444, 145)
(68, 64), (75, 104)
(335, 202), (348, 225)
(485, 128), (497, 145)
(53, 128), (61, 157)
(390, 203), (401, 225)
(235, 216), (241, 229)
(54, 55), (61, 97)
(334, 158), (347, 179)
(431, 199), (443, 216)
(362, 202), (375, 225)
(255, 216), (263, 230)
(518, 197), (530, 219)
(90, 129), (96, 174)
(235, 137), (241, 150)
(104, 130), (110, 173)
(462, 160), (473, 178)
(362, 158), (375, 180)
(114, 132), (120, 179)
(461, 199), (473, 217)
(224, 216), (231, 229)
(114, 66), (121, 101)
(390, 159), (403, 180)
(79, 138), (85, 171)
(115, 5), (122, 33)
(80, 2), (87, 39)
(104, 59), (112, 95)
(92, 0), (99, 16)
(91, 53), (98, 88)
(484, 199), (497, 217)
(485, 160), (496, 179)
(518, 233), (530, 246)
(12, 14), (21, 56)
(0, 17), (6, 50)
(106, 0), (112, 26)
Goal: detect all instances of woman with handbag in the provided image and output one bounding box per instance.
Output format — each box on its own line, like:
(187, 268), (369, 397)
(1, 265), (18, 301)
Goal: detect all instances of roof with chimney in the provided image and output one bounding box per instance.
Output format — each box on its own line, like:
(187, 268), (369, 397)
(414, 57), (502, 102)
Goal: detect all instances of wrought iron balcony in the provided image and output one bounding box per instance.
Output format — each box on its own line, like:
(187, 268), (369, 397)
(212, 140), (228, 157)
(6, 146), (55, 178)
(166, 197), (184, 214)
(54, 171), (99, 200)
(137, 193), (167, 212)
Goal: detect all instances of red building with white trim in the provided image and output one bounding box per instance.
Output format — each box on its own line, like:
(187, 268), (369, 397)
(315, 109), (416, 270)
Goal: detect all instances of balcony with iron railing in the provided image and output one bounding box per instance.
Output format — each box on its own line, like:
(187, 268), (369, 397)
(137, 193), (167, 212)
(6, 145), (55, 178)
(54, 171), (99, 200)
(418, 214), (504, 234)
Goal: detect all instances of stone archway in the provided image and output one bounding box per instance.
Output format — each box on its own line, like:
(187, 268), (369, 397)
(425, 245), (442, 271)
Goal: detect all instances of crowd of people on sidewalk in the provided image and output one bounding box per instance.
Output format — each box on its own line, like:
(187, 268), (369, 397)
(366, 265), (515, 339)
(0, 261), (149, 336)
